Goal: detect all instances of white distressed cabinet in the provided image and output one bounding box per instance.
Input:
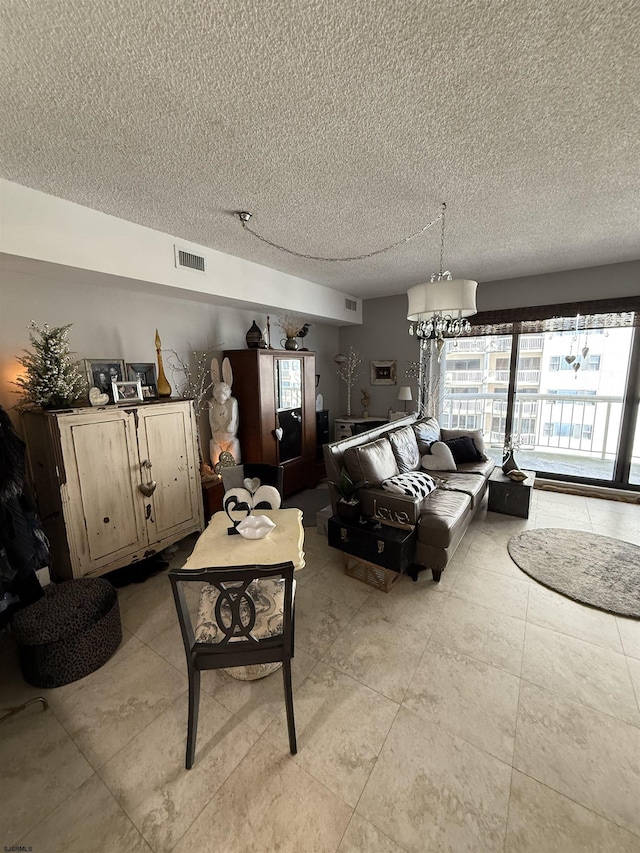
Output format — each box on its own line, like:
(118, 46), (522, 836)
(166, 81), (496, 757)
(23, 400), (204, 580)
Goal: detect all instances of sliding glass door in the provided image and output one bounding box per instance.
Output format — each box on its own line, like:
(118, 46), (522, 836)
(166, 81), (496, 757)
(512, 328), (634, 480)
(435, 320), (639, 489)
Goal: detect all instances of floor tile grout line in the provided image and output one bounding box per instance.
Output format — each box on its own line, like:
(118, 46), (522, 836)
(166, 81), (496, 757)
(15, 770), (146, 850)
(344, 695), (407, 852)
(524, 618), (633, 659)
(98, 687), (257, 853)
(518, 674), (640, 731)
(623, 652), (640, 716)
(510, 767), (640, 842)
(402, 635), (522, 768)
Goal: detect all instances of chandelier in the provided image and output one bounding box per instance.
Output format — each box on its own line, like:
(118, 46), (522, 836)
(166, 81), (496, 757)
(407, 203), (478, 355)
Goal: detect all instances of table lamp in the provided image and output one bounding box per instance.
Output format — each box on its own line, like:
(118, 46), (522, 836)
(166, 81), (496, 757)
(397, 386), (412, 412)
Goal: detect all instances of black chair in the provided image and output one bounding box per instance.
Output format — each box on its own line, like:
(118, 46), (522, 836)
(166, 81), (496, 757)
(221, 464), (284, 498)
(169, 562), (297, 769)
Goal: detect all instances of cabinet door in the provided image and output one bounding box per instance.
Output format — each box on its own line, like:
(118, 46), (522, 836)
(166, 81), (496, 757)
(137, 402), (201, 543)
(275, 357), (304, 463)
(57, 410), (146, 575)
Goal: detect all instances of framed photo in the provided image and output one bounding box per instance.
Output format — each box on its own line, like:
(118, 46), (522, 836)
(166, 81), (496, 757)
(85, 359), (126, 401)
(112, 380), (143, 404)
(141, 384), (158, 400)
(370, 360), (397, 385)
(126, 362), (157, 386)
(127, 363), (158, 400)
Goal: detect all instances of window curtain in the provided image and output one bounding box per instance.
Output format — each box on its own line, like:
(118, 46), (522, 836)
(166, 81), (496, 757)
(469, 296), (640, 337)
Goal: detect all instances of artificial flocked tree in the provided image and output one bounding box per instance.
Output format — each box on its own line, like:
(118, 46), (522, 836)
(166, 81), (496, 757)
(15, 322), (86, 409)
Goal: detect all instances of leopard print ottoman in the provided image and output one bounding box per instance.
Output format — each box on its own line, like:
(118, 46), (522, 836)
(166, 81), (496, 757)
(10, 578), (122, 688)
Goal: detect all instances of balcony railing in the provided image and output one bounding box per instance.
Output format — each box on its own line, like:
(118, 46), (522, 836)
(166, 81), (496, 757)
(446, 371), (484, 383)
(440, 392), (627, 471)
(446, 339), (487, 353)
(486, 370), (541, 384)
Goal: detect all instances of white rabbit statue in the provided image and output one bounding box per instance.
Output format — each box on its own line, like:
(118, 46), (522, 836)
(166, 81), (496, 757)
(209, 357), (241, 466)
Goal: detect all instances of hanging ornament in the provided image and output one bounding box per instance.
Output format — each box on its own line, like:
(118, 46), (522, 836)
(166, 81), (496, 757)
(565, 354), (576, 364)
(582, 346), (590, 359)
(573, 362), (581, 374)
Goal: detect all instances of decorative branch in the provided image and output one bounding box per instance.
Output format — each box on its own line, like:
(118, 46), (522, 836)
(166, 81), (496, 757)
(335, 347), (361, 417)
(276, 313), (304, 339)
(165, 343), (223, 417)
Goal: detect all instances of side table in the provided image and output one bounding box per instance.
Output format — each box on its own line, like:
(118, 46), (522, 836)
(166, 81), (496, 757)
(488, 469), (536, 518)
(328, 516), (416, 592)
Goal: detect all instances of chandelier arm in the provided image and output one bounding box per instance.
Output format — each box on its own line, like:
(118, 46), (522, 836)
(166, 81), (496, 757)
(238, 211), (444, 263)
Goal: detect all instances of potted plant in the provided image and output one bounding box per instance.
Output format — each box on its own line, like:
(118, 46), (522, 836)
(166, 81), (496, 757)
(329, 467), (368, 523)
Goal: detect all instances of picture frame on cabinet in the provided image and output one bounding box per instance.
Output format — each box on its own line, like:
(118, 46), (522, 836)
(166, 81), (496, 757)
(85, 359), (126, 401)
(141, 384), (159, 400)
(370, 360), (397, 385)
(127, 362), (157, 386)
(112, 380), (143, 403)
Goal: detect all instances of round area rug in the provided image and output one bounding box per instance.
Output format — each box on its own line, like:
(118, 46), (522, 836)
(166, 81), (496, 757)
(508, 528), (640, 618)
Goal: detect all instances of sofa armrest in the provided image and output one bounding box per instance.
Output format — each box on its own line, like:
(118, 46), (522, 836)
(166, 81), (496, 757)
(360, 487), (421, 525)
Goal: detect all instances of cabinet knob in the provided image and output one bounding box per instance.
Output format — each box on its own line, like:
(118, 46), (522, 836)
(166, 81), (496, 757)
(340, 528), (348, 543)
(377, 540), (385, 554)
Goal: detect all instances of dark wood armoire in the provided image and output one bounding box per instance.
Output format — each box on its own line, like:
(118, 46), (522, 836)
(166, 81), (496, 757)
(223, 349), (317, 496)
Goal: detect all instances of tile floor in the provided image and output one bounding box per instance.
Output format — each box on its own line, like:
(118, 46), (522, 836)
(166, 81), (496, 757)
(1, 490), (639, 852)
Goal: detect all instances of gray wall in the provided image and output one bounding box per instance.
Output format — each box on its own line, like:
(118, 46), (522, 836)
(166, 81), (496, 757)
(4, 257), (637, 450)
(338, 260), (640, 417)
(1, 261), (340, 456)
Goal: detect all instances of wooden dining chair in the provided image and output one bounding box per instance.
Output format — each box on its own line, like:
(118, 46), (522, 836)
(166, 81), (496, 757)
(169, 561), (297, 769)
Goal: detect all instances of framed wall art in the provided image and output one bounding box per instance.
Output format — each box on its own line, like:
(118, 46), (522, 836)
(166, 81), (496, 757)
(112, 380), (143, 404)
(127, 362), (158, 400)
(370, 360), (397, 385)
(85, 359), (126, 401)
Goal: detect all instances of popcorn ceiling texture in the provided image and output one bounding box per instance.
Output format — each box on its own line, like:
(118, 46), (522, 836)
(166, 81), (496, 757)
(1, 0), (638, 298)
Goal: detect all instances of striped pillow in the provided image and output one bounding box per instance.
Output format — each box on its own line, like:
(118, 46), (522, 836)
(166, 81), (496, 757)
(381, 471), (437, 499)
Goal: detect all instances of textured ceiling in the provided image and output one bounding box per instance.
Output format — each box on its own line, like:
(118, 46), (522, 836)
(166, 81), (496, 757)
(1, 0), (639, 299)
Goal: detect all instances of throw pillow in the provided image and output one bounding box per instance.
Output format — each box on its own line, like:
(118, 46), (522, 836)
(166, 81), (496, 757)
(388, 425), (421, 473)
(440, 428), (486, 457)
(421, 441), (457, 471)
(412, 417), (441, 454)
(444, 435), (484, 464)
(381, 471), (437, 499)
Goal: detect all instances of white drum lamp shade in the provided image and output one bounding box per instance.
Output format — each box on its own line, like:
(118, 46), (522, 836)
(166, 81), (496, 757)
(407, 279), (478, 322)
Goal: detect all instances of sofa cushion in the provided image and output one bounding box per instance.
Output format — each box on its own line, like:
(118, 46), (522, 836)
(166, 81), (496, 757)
(388, 426), (421, 473)
(381, 471), (437, 499)
(421, 441), (457, 471)
(441, 428), (486, 456)
(444, 435), (484, 464)
(343, 437), (398, 488)
(413, 417), (441, 454)
(417, 489), (471, 550)
(432, 472), (488, 509)
(457, 457), (496, 477)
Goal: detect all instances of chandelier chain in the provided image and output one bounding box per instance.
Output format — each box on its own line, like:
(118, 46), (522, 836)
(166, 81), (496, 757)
(239, 211), (444, 263)
(439, 202), (446, 276)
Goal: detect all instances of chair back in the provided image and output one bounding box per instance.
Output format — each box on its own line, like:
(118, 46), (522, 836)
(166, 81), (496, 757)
(169, 562), (295, 667)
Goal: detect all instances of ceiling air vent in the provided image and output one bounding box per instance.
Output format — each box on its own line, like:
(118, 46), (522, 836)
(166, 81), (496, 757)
(345, 298), (357, 312)
(174, 245), (206, 273)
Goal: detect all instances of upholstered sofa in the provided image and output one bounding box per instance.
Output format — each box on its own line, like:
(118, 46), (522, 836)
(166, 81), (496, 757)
(323, 415), (495, 581)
